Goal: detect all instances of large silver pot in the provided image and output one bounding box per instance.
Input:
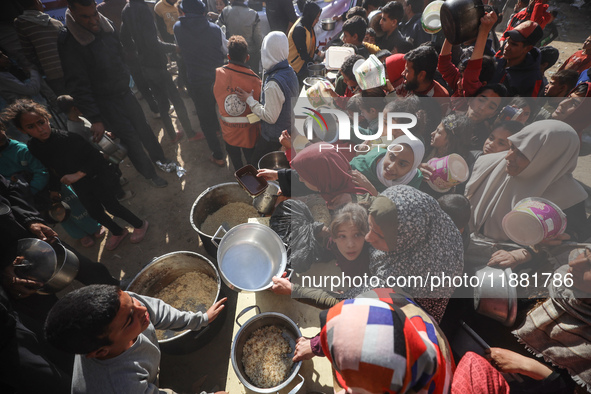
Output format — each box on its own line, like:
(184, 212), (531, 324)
(214, 223), (287, 292)
(231, 306), (304, 394)
(473, 266), (517, 326)
(258, 151), (290, 170)
(307, 63), (327, 78)
(126, 251), (223, 353)
(190, 183), (253, 257)
(41, 241), (80, 294)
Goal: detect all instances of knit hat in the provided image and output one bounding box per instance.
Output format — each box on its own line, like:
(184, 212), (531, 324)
(179, 0), (206, 15)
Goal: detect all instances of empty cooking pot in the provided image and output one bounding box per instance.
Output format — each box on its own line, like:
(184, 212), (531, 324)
(440, 0), (485, 45)
(214, 223), (287, 292)
(473, 266), (517, 326)
(40, 240), (80, 294)
(307, 63), (327, 78)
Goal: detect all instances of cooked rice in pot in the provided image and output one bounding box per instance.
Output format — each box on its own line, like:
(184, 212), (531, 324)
(242, 325), (294, 388)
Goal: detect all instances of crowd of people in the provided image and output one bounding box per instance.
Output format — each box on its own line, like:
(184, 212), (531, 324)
(1, 0), (591, 392)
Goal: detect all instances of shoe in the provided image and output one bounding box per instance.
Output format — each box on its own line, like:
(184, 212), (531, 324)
(171, 130), (184, 144)
(209, 155), (226, 167)
(188, 133), (205, 141)
(117, 190), (135, 202)
(80, 236), (95, 248)
(149, 175), (168, 188)
(130, 220), (149, 243)
(94, 226), (106, 239)
(119, 176), (129, 186)
(106, 230), (129, 251)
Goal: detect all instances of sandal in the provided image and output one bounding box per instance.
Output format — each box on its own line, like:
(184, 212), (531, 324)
(209, 155), (226, 167)
(106, 230), (129, 251)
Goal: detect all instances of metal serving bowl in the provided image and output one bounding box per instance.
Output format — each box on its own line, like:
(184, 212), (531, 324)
(231, 306), (303, 394)
(126, 251), (222, 352)
(258, 151), (290, 170)
(216, 223), (287, 292)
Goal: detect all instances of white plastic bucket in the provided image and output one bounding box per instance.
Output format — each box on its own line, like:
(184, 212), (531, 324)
(352, 54), (387, 90)
(426, 153), (469, 192)
(502, 197), (567, 246)
(422, 1), (444, 34)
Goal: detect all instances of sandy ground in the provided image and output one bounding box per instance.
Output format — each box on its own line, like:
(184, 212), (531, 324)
(52, 3), (591, 392)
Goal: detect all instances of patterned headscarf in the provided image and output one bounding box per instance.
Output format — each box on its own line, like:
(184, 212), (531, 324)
(319, 288), (454, 394)
(368, 185), (464, 301)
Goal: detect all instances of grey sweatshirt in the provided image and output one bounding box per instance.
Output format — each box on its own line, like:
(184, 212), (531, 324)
(71, 292), (209, 394)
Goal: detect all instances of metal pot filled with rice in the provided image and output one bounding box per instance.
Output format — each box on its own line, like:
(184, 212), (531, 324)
(126, 251), (223, 353)
(231, 307), (304, 393)
(191, 182), (259, 257)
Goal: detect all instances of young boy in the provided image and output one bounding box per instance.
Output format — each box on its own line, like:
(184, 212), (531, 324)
(364, 27), (376, 45)
(213, 35), (261, 171)
(334, 54), (364, 98)
(342, 16), (370, 59)
(44, 284), (227, 393)
(376, 1), (406, 53)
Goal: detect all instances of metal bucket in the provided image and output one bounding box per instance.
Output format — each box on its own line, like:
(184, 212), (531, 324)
(126, 251), (224, 353)
(231, 306), (304, 394)
(190, 183), (253, 257)
(253, 181), (280, 215)
(215, 223), (287, 292)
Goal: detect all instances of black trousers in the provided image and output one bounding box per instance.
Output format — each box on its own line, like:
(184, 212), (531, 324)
(97, 90), (166, 180)
(143, 67), (196, 139)
(73, 172), (143, 236)
(187, 81), (224, 160)
(225, 142), (255, 171)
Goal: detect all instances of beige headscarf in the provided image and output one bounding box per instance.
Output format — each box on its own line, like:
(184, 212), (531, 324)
(465, 119), (587, 241)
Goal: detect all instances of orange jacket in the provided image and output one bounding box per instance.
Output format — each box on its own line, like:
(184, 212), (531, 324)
(213, 62), (261, 148)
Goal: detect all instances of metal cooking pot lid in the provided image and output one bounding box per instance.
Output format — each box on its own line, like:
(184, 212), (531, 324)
(16, 238), (57, 283)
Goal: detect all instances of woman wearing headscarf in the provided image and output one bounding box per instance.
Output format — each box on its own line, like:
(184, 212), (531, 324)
(350, 135), (425, 196)
(287, 1), (322, 84)
(465, 119), (588, 269)
(319, 289), (455, 394)
(290, 142), (369, 209)
(365, 185), (464, 321)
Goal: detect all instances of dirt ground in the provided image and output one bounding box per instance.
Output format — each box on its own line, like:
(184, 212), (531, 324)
(53, 3), (591, 392)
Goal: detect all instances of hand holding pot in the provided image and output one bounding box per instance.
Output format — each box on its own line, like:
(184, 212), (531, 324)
(271, 276), (292, 295)
(28, 222), (57, 243)
(1, 257), (44, 299)
(418, 162), (435, 181)
(487, 249), (531, 268)
(256, 169), (279, 181)
(206, 297), (227, 322)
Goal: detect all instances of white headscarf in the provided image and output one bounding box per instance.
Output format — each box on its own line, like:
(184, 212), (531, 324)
(376, 135), (425, 187)
(261, 31), (288, 71)
(465, 119), (588, 241)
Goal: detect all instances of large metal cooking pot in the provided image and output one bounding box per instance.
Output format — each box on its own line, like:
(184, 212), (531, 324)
(126, 251), (223, 353)
(190, 182), (253, 257)
(473, 266), (517, 326)
(258, 151), (290, 170)
(440, 0), (485, 45)
(321, 18), (335, 31)
(214, 223), (287, 292)
(231, 306), (304, 394)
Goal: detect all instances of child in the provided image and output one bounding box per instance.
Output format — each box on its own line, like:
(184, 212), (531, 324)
(364, 27), (376, 45)
(3, 99), (147, 251)
(375, 1), (406, 53)
(213, 35), (261, 171)
(425, 114), (471, 162)
(480, 120), (523, 156)
(327, 203), (370, 277)
(333, 54), (364, 98)
(342, 16), (370, 59)
(56, 95), (134, 202)
(44, 284), (227, 394)
(438, 194), (471, 252)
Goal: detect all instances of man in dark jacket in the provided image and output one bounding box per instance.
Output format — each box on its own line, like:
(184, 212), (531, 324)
(174, 0), (227, 166)
(121, 0), (201, 143)
(58, 0), (169, 187)
(400, 0), (432, 48)
(492, 20), (545, 97)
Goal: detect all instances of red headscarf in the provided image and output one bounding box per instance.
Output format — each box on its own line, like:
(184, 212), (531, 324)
(291, 142), (368, 202)
(385, 54), (406, 89)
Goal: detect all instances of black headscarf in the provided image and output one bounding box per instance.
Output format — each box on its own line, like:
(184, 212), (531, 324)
(300, 1), (321, 30)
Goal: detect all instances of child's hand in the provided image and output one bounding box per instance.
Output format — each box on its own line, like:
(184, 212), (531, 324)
(418, 163), (434, 181)
(28, 222), (58, 243)
(206, 297), (227, 323)
(279, 130), (292, 149)
(351, 170), (378, 196)
(271, 276), (293, 295)
(257, 169), (279, 181)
